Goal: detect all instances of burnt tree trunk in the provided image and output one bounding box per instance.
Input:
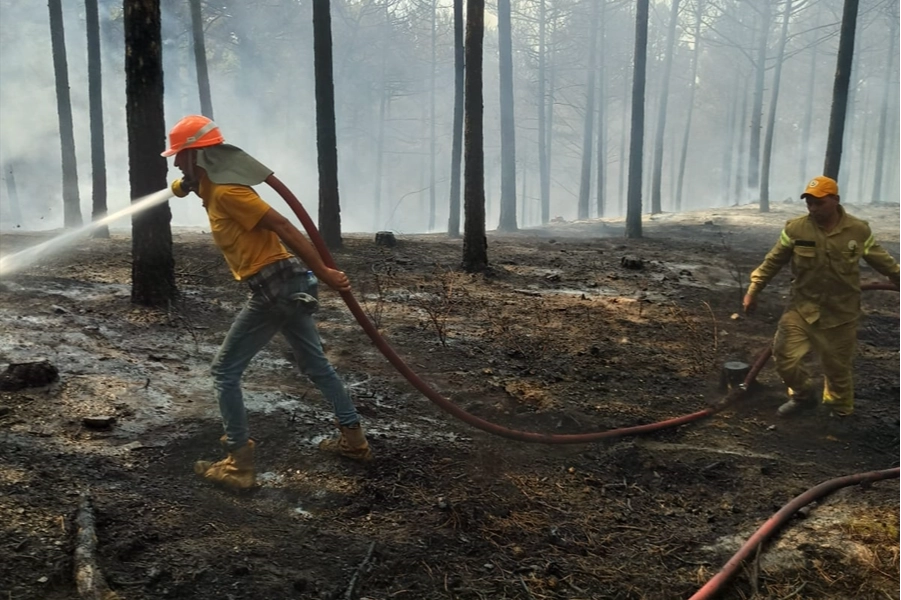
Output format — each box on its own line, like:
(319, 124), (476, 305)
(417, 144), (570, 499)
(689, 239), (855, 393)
(733, 77), (749, 204)
(625, 0), (649, 239)
(312, 0), (343, 249)
(869, 11), (896, 201)
(577, 0), (600, 221)
(799, 22), (819, 183)
(675, 0), (704, 211)
(823, 0), (860, 180)
(722, 78), (739, 205)
(86, 0), (108, 238)
(429, 0), (438, 231)
(448, 0), (464, 238)
(497, 0), (517, 231)
(650, 0), (680, 215)
(189, 0), (214, 119)
(747, 2), (771, 201)
(537, 0), (550, 224)
(759, 0), (793, 213)
(594, 2), (607, 218)
(618, 75), (628, 215)
(125, 0), (176, 307)
(373, 1), (390, 231)
(49, 0), (82, 228)
(462, 0), (487, 272)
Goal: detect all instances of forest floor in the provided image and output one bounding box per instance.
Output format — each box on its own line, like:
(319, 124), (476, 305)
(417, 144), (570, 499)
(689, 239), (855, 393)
(0, 200), (899, 600)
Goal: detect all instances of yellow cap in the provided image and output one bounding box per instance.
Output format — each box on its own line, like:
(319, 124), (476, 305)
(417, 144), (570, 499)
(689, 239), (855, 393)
(801, 176), (839, 198)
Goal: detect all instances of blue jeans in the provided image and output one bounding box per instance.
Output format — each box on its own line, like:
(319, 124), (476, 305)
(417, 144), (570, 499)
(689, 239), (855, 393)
(211, 272), (359, 449)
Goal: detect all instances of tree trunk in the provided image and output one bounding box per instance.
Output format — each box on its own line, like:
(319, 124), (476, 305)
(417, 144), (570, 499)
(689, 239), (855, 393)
(86, 0), (108, 238)
(547, 52), (556, 218)
(448, 0), (464, 238)
(759, 0), (793, 213)
(838, 57), (857, 197)
(869, 12), (896, 201)
(373, 0), (390, 231)
(537, 0), (550, 224)
(855, 86), (870, 199)
(733, 77), (749, 205)
(650, 0), (681, 215)
(125, 0), (176, 307)
(747, 2), (771, 200)
(887, 104), (900, 202)
(799, 27), (819, 183)
(49, 0), (82, 228)
(618, 75), (628, 215)
(675, 0), (703, 212)
(429, 0), (438, 231)
(625, 0), (649, 239)
(577, 0), (600, 221)
(594, 2), (606, 219)
(721, 81), (739, 206)
(823, 0), (861, 181)
(374, 81), (387, 231)
(497, 0), (517, 231)
(189, 0), (213, 118)
(520, 151), (529, 226)
(312, 0), (342, 249)
(462, 0), (487, 272)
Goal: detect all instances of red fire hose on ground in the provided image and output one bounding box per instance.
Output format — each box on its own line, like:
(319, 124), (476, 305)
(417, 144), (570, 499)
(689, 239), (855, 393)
(689, 466), (900, 600)
(266, 175), (900, 597)
(267, 174), (897, 444)
(270, 174), (775, 442)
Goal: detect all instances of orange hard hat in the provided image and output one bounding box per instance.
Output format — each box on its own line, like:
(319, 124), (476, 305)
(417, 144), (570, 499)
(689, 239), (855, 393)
(161, 115), (224, 157)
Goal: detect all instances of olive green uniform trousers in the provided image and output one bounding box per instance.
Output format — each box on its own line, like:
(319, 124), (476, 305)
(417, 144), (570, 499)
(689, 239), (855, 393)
(772, 309), (857, 415)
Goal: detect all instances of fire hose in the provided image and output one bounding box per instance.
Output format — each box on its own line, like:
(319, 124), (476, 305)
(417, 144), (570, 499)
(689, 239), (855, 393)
(688, 467), (900, 600)
(267, 174), (897, 444)
(266, 175), (900, 596)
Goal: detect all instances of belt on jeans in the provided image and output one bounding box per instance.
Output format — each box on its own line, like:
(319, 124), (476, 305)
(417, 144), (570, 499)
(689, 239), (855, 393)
(245, 257), (305, 291)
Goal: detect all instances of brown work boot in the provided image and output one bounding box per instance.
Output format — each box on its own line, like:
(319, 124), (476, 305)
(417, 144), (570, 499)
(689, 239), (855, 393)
(776, 392), (817, 417)
(319, 423), (372, 462)
(194, 438), (257, 490)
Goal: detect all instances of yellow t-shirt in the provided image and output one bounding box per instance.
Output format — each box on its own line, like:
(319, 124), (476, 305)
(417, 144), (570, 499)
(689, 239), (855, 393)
(197, 176), (292, 280)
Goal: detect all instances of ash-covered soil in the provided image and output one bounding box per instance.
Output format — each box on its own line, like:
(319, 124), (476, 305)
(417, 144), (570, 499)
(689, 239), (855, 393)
(1, 202), (898, 600)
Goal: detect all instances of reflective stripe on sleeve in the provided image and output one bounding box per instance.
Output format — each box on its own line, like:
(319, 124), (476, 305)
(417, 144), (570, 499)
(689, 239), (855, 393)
(779, 229), (792, 247)
(863, 234), (876, 255)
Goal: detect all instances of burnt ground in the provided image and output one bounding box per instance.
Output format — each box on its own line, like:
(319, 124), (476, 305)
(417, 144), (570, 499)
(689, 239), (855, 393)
(0, 202), (898, 600)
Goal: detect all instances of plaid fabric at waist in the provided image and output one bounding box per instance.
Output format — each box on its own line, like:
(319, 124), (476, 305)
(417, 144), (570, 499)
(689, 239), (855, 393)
(245, 257), (307, 297)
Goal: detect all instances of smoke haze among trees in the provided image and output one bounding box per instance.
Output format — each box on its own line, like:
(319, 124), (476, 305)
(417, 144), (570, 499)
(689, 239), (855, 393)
(0, 0), (898, 233)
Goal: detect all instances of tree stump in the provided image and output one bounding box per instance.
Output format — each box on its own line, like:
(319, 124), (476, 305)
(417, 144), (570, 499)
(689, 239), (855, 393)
(375, 231), (397, 247)
(0, 360), (59, 391)
(620, 256), (644, 270)
(720, 361), (750, 392)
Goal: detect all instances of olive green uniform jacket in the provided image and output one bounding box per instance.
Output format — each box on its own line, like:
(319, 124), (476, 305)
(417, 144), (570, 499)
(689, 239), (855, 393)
(748, 207), (900, 328)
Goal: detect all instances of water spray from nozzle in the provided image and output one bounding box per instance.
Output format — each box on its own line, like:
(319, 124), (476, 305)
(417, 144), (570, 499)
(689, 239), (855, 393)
(0, 188), (175, 278)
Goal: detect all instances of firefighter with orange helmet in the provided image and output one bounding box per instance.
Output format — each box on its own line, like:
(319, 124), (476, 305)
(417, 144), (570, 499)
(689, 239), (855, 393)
(743, 176), (900, 418)
(163, 115), (372, 490)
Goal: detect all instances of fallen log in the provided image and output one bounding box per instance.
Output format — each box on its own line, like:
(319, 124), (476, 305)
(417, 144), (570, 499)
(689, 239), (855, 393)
(74, 493), (120, 600)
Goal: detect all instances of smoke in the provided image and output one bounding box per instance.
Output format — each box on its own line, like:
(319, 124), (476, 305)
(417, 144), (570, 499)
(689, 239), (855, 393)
(0, 0), (897, 236)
